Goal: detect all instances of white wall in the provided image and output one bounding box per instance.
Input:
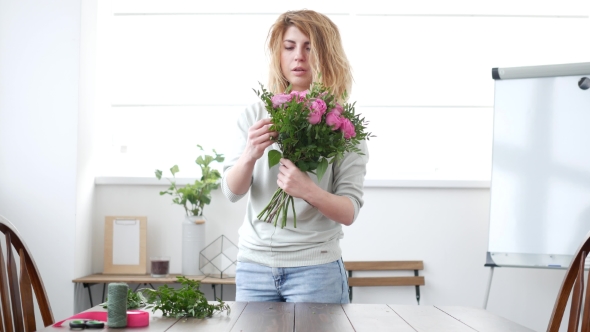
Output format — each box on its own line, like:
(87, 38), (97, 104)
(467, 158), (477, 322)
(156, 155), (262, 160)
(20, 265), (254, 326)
(0, 0), (84, 325)
(89, 184), (567, 331)
(74, 0), (98, 314)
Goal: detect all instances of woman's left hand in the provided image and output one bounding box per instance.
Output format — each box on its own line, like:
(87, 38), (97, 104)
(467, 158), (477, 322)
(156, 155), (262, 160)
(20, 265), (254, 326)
(277, 158), (316, 199)
(277, 158), (355, 225)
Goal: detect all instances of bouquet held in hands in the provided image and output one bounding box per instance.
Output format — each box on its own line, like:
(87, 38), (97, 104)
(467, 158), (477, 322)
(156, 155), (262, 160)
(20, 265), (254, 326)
(254, 79), (372, 228)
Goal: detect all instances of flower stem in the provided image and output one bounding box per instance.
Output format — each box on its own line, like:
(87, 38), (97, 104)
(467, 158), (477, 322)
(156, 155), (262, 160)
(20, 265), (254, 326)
(257, 188), (282, 221)
(290, 196), (297, 228)
(257, 188), (298, 228)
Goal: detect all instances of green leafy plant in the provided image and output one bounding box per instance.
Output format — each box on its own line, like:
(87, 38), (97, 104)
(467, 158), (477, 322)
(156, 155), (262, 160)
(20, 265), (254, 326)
(102, 289), (147, 309)
(140, 276), (231, 318)
(155, 145), (225, 216)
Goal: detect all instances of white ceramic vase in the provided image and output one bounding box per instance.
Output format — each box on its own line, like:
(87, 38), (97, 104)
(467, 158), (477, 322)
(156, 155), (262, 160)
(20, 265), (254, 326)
(182, 215), (206, 276)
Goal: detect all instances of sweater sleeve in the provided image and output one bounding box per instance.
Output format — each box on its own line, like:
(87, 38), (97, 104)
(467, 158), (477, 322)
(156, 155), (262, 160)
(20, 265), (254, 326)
(331, 139), (369, 223)
(221, 104), (263, 203)
(221, 168), (248, 203)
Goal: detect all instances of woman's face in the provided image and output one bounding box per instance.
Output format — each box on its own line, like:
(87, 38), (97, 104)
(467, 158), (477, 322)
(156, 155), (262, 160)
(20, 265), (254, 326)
(280, 25), (313, 92)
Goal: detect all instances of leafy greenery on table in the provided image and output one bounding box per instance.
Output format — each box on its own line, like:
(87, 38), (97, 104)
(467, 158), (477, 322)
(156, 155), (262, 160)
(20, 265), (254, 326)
(141, 276), (231, 318)
(127, 289), (147, 309)
(102, 289), (147, 309)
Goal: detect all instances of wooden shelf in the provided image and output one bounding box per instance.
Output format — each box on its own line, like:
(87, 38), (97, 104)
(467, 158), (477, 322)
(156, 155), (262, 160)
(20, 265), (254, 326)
(72, 273), (234, 285)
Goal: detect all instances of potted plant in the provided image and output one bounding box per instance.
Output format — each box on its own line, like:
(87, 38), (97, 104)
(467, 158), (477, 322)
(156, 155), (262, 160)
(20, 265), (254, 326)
(155, 145), (224, 276)
(155, 145), (225, 217)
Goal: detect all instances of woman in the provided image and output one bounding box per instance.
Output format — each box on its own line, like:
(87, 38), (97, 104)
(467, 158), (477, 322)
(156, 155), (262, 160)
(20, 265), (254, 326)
(222, 9), (369, 303)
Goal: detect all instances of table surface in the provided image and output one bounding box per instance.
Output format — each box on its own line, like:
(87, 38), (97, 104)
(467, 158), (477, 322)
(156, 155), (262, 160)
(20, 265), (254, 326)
(41, 302), (535, 332)
(73, 273), (236, 285)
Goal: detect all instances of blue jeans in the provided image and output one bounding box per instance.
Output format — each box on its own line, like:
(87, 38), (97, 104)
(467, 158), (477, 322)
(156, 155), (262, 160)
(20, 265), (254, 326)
(235, 258), (350, 303)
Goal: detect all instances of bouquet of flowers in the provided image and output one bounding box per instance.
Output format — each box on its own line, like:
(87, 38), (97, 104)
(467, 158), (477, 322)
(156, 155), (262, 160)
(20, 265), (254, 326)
(254, 79), (372, 228)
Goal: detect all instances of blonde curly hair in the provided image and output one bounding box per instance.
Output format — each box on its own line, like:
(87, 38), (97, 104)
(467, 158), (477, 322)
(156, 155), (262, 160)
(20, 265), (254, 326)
(266, 10), (353, 101)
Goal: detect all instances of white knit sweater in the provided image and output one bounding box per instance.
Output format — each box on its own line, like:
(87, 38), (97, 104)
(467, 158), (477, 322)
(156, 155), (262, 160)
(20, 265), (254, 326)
(221, 102), (369, 267)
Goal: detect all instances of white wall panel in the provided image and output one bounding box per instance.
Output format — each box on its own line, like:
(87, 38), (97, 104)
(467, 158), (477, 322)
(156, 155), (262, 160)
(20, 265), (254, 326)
(112, 0), (352, 14)
(112, 0), (589, 17)
(98, 105), (494, 181)
(110, 15), (274, 105)
(361, 107), (493, 181)
(352, 0), (589, 16)
(109, 14), (355, 105)
(98, 105), (243, 177)
(350, 16), (589, 107)
(108, 14), (588, 107)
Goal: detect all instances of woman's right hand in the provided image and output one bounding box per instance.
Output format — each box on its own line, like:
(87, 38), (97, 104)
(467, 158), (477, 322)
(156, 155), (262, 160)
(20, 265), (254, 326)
(244, 118), (277, 162)
(226, 118), (278, 196)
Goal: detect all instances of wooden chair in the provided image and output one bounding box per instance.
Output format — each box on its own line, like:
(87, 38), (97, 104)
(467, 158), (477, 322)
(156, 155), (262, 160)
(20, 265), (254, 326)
(0, 215), (54, 331)
(547, 231), (590, 331)
(344, 261), (425, 305)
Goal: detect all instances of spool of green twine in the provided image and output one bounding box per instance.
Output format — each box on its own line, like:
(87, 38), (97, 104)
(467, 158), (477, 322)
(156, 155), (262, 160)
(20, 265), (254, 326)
(107, 282), (128, 328)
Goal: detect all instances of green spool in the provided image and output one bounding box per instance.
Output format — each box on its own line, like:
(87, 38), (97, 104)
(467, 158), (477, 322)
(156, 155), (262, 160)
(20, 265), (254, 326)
(107, 282), (128, 328)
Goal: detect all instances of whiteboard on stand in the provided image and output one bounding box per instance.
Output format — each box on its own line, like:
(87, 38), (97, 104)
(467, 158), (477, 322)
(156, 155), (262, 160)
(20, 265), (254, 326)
(486, 62), (590, 270)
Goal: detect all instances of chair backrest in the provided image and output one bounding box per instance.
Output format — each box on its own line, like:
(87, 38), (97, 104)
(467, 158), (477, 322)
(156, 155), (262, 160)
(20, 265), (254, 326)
(548, 231), (590, 332)
(343, 261), (425, 304)
(0, 215), (54, 331)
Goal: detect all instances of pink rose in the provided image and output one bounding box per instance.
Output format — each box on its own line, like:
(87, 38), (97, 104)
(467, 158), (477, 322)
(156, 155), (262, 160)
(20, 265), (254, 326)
(331, 103), (343, 115)
(290, 90), (308, 102)
(340, 118), (356, 139)
(310, 99), (327, 114)
(271, 93), (293, 108)
(308, 110), (323, 124)
(325, 111), (342, 130)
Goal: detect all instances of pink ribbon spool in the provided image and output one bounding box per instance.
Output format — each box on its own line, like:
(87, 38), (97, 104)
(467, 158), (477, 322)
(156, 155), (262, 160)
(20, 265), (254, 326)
(127, 310), (150, 327)
(52, 310), (149, 327)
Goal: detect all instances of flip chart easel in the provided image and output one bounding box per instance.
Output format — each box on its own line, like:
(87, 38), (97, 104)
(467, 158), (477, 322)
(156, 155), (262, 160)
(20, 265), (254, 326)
(484, 62), (590, 308)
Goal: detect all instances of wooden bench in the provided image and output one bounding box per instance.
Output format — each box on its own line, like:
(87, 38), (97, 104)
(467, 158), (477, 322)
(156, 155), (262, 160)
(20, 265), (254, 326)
(343, 261), (425, 304)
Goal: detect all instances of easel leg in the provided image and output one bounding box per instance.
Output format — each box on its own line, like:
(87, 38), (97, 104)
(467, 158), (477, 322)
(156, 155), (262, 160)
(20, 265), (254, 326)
(483, 266), (494, 309)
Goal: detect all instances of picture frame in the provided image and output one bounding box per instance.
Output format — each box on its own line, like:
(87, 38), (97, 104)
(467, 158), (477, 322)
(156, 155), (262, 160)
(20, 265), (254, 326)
(103, 216), (147, 274)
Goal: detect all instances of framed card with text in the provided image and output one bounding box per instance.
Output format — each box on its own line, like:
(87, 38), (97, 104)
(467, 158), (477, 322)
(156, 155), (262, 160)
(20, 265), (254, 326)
(103, 216), (147, 274)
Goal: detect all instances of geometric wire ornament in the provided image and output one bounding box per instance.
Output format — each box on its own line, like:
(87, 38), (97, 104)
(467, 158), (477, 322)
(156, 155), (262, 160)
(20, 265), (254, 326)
(199, 235), (238, 278)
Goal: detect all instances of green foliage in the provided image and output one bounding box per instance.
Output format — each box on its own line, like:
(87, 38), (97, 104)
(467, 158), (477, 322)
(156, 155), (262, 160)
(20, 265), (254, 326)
(268, 150), (282, 169)
(155, 145), (225, 216)
(316, 158), (329, 182)
(102, 289), (147, 310)
(140, 276), (231, 318)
